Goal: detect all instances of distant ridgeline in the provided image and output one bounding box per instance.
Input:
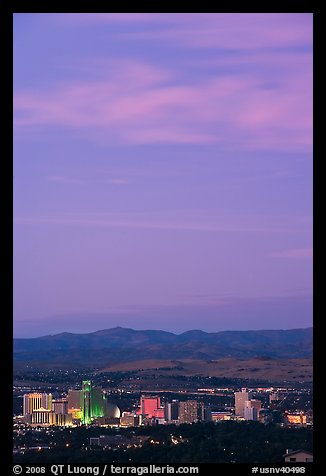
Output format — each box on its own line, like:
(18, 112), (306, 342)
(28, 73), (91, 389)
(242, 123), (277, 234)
(13, 327), (312, 369)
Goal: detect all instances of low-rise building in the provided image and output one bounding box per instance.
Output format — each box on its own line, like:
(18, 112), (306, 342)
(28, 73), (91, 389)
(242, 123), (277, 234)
(283, 449), (313, 463)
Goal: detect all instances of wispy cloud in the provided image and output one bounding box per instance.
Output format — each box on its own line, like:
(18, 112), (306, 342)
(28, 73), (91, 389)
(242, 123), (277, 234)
(112, 14), (312, 51)
(14, 211), (306, 235)
(54, 14), (312, 51)
(14, 56), (311, 151)
(14, 14), (312, 152)
(271, 248), (313, 259)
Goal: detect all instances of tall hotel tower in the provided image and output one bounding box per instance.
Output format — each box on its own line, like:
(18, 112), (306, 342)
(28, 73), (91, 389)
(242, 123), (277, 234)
(179, 400), (204, 424)
(234, 388), (252, 417)
(67, 380), (107, 424)
(23, 393), (52, 416)
(82, 380), (92, 424)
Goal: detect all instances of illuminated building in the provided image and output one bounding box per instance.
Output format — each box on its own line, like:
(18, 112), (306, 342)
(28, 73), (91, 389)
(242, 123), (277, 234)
(94, 403), (121, 427)
(211, 412), (232, 421)
(138, 396), (164, 419)
(165, 401), (179, 422)
(153, 408), (165, 419)
(68, 390), (82, 410)
(69, 408), (83, 420)
(23, 383), (117, 427)
(52, 399), (68, 414)
(286, 412), (307, 425)
(29, 408), (52, 425)
(23, 393), (52, 417)
(68, 381), (108, 424)
(23, 393), (73, 426)
(179, 400), (204, 424)
(234, 389), (252, 417)
(90, 386), (107, 419)
(51, 398), (71, 426)
(67, 390), (83, 420)
(120, 412), (141, 427)
(139, 395), (160, 417)
(82, 380), (92, 424)
(28, 409), (72, 427)
(51, 412), (72, 426)
(106, 401), (121, 419)
(82, 381), (107, 423)
(244, 399), (262, 421)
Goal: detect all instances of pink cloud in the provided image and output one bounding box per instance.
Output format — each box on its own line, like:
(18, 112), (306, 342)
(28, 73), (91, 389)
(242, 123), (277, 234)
(53, 14), (312, 51)
(14, 56), (312, 151)
(110, 13), (312, 50)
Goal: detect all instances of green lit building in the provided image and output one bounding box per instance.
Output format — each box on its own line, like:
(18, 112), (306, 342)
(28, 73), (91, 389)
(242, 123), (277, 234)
(68, 380), (107, 424)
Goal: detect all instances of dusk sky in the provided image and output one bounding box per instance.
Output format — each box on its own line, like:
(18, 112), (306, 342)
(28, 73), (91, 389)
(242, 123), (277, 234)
(13, 13), (313, 338)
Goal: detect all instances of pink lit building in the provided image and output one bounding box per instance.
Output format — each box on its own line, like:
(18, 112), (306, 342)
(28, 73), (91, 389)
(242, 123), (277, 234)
(138, 396), (164, 418)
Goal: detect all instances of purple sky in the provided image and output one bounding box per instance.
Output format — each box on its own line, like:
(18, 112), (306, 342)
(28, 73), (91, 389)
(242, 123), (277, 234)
(13, 13), (313, 338)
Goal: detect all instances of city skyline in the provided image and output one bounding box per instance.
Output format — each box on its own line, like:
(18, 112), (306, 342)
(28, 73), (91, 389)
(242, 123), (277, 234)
(14, 13), (312, 337)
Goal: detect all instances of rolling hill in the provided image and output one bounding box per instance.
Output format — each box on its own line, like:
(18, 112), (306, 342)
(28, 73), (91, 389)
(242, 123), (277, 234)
(13, 326), (313, 369)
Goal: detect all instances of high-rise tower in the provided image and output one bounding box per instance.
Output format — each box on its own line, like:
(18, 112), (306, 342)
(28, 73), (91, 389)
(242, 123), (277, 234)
(179, 400), (204, 424)
(82, 380), (92, 424)
(23, 393), (52, 416)
(234, 389), (252, 417)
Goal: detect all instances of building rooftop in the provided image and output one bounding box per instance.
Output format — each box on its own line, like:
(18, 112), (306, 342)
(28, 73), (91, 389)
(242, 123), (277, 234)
(283, 449), (313, 457)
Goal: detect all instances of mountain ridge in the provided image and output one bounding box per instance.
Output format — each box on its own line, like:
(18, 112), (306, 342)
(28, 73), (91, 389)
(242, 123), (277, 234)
(13, 326), (312, 368)
(15, 325), (312, 340)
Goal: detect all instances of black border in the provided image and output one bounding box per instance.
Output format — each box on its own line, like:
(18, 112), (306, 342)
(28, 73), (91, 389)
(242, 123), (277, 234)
(1, 0), (14, 470)
(3, 2), (318, 475)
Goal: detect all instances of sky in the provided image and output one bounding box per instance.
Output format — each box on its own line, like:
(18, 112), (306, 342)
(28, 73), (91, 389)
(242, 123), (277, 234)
(13, 13), (313, 338)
